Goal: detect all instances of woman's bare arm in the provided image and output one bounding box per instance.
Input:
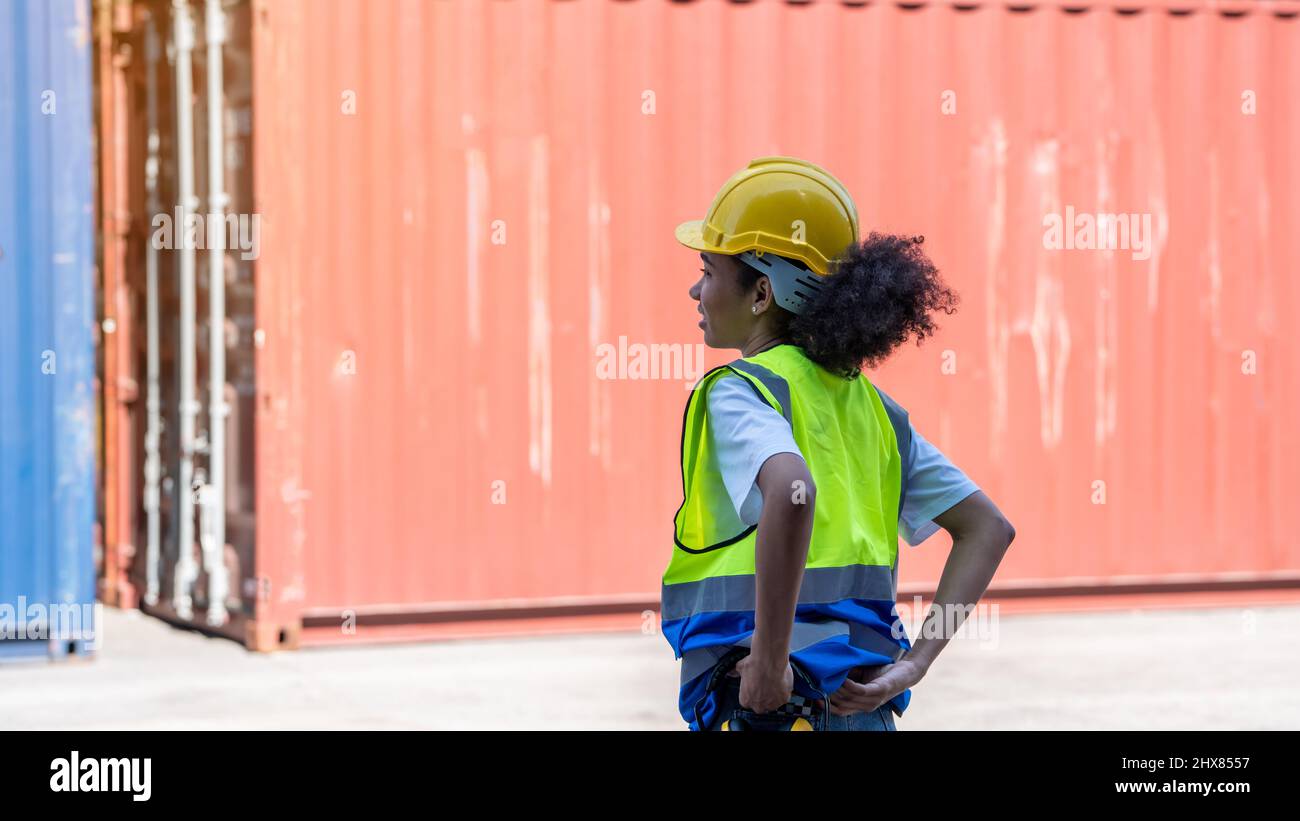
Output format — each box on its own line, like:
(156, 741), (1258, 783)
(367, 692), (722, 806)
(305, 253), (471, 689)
(736, 452), (817, 712)
(826, 489), (1015, 714)
(905, 489), (1016, 673)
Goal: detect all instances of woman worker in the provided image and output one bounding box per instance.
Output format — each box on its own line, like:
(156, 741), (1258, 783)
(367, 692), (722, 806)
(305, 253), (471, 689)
(661, 156), (1017, 731)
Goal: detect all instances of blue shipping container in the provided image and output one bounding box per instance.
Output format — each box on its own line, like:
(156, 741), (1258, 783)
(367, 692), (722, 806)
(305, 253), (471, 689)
(0, 0), (98, 661)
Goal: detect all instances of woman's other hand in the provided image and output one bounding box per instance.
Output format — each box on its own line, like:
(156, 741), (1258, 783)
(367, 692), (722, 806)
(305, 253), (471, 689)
(735, 652), (795, 713)
(821, 656), (928, 716)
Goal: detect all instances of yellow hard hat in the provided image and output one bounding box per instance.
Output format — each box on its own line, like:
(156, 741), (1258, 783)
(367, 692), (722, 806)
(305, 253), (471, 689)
(676, 156), (860, 277)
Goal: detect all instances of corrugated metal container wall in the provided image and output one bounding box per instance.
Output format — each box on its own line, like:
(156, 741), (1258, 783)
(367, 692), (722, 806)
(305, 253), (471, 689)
(243, 0), (1300, 646)
(97, 0), (140, 610)
(0, 0), (98, 661)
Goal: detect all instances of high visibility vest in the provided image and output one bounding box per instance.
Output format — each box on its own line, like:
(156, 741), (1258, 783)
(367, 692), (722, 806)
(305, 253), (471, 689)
(660, 343), (915, 729)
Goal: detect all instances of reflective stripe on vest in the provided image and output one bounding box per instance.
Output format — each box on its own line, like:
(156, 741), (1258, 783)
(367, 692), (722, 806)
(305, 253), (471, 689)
(661, 563), (896, 623)
(679, 619), (908, 687)
(726, 358), (792, 425)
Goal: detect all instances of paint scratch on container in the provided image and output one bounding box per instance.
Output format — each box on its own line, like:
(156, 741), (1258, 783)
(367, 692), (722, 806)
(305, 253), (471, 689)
(588, 168), (611, 466)
(278, 476), (310, 603)
(1029, 138), (1070, 451)
(1145, 110), (1167, 313)
(55, 393), (96, 489)
(1207, 151), (1222, 343)
(978, 119), (1009, 463)
(278, 476), (311, 506)
(68, 0), (89, 50)
(1094, 136), (1118, 447)
(466, 146), (488, 347)
(1031, 276), (1072, 452)
(528, 135), (553, 486)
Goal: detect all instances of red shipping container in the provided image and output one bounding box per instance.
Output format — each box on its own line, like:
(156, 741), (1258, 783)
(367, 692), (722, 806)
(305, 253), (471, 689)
(101, 0), (1300, 649)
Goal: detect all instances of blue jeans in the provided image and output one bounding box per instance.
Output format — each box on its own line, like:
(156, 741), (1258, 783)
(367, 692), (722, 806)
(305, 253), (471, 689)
(702, 674), (897, 731)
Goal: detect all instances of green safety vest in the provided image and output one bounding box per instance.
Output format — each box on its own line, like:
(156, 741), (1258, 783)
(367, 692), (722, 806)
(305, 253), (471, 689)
(666, 342), (902, 582)
(661, 343), (913, 664)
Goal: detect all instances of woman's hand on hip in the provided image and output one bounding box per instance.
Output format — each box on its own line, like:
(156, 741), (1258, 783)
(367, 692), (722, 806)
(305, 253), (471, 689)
(821, 656), (927, 716)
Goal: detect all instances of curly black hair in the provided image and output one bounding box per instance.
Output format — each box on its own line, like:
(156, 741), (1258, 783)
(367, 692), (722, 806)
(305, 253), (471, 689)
(739, 232), (958, 380)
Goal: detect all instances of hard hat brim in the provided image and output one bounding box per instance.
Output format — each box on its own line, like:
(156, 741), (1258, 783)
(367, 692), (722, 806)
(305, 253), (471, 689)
(675, 219), (715, 253)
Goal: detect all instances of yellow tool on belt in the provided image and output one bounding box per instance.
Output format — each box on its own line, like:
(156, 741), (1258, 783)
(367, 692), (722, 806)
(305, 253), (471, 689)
(721, 714), (816, 731)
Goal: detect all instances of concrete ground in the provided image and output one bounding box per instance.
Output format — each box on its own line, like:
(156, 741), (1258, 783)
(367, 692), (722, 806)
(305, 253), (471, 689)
(2, 604), (1297, 730)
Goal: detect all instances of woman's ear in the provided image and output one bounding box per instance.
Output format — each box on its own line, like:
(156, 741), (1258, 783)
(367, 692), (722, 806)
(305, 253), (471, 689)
(754, 274), (775, 314)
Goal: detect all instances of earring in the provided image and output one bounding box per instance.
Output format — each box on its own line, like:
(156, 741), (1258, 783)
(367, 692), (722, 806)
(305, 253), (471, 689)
(751, 306), (757, 314)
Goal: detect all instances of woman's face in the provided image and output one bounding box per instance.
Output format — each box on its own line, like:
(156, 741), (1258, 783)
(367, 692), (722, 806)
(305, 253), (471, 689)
(689, 252), (763, 349)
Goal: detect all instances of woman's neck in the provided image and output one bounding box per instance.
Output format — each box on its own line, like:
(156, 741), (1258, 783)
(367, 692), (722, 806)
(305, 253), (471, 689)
(741, 331), (790, 358)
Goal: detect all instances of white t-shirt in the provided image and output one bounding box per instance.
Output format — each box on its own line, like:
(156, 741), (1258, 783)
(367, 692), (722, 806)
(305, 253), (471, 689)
(707, 374), (979, 545)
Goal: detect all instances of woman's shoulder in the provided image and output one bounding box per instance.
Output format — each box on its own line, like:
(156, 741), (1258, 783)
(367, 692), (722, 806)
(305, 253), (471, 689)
(705, 373), (791, 433)
(706, 371), (778, 409)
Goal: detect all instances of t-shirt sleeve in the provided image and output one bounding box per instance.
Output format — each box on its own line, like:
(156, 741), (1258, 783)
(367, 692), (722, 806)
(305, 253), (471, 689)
(898, 423), (981, 546)
(706, 374), (803, 527)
